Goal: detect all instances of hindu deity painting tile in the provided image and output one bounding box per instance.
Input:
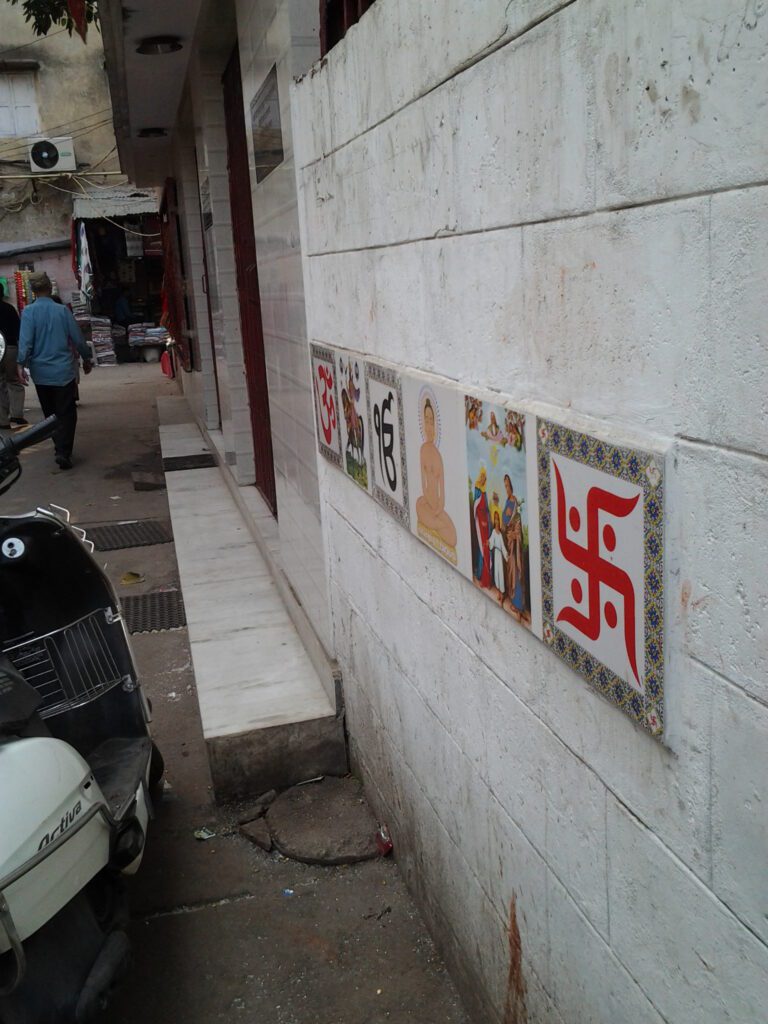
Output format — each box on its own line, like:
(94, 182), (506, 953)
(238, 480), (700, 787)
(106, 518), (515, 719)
(336, 349), (371, 492)
(403, 376), (471, 577)
(310, 343), (341, 467)
(465, 396), (535, 630)
(365, 362), (409, 527)
(537, 420), (664, 737)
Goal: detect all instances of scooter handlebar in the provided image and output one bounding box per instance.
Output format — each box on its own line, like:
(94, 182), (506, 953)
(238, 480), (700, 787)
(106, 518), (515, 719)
(0, 415), (58, 461)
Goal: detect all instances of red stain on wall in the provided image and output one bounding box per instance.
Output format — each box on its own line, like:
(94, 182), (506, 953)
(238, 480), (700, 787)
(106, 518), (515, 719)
(503, 894), (527, 1024)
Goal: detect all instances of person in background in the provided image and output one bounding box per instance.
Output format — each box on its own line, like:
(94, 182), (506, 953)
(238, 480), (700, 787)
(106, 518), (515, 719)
(51, 294), (82, 402)
(0, 281), (27, 428)
(18, 272), (92, 470)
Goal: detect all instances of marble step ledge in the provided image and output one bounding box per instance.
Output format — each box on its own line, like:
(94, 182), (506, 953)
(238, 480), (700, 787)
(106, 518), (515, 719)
(156, 411), (346, 802)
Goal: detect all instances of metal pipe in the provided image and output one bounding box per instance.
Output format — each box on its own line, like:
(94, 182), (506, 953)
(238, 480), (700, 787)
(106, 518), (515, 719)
(0, 172), (125, 180)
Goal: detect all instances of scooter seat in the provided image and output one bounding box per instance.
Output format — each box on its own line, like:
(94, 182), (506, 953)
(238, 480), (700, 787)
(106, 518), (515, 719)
(88, 737), (151, 820)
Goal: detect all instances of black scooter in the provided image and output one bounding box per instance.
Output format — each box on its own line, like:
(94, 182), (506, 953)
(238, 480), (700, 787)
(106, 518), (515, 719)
(0, 415), (163, 1023)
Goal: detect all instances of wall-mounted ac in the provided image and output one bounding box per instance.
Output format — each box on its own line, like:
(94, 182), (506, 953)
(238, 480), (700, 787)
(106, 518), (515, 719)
(28, 136), (76, 174)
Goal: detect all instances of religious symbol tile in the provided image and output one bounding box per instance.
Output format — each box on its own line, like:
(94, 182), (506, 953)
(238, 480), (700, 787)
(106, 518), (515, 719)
(365, 362), (409, 527)
(336, 349), (370, 492)
(538, 420), (664, 737)
(403, 377), (471, 577)
(465, 396), (534, 629)
(310, 343), (341, 467)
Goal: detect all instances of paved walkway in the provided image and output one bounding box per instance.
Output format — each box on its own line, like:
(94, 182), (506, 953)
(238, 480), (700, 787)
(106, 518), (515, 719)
(3, 366), (470, 1024)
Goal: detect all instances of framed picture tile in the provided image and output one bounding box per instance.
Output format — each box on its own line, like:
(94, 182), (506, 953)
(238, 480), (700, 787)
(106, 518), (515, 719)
(538, 421), (664, 737)
(465, 396), (536, 631)
(403, 376), (471, 577)
(365, 362), (409, 527)
(336, 349), (371, 492)
(310, 343), (341, 467)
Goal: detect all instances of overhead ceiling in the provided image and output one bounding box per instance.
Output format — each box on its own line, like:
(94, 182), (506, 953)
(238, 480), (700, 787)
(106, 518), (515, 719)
(101, 0), (205, 186)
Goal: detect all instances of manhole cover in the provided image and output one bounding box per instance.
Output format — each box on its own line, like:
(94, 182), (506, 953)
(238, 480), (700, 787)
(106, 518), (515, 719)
(85, 520), (173, 551)
(121, 590), (186, 633)
(163, 454), (216, 471)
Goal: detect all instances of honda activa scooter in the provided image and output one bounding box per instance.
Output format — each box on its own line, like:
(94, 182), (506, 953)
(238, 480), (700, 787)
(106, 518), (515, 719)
(0, 373), (163, 1021)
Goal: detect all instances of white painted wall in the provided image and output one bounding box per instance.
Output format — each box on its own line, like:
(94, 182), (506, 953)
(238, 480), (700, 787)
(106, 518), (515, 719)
(293, 2), (768, 1022)
(235, 0), (332, 650)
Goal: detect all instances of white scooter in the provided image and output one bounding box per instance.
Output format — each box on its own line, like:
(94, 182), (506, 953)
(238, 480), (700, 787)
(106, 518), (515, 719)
(0, 351), (163, 1021)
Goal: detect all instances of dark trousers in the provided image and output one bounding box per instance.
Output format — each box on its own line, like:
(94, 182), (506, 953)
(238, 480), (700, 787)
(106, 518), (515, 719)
(35, 380), (78, 459)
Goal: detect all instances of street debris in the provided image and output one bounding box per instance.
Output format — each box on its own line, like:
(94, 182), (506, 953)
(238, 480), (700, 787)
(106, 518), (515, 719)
(282, 889), (295, 897)
(376, 825), (394, 857)
(363, 905), (392, 921)
(120, 571), (145, 585)
(193, 827), (217, 841)
(295, 775), (325, 786)
(240, 817), (272, 852)
(237, 789), (277, 825)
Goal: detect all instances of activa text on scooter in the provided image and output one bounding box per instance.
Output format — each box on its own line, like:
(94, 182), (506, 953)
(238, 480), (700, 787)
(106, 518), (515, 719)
(37, 801), (83, 851)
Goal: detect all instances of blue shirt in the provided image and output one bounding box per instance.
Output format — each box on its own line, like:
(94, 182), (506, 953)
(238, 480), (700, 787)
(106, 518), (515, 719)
(18, 298), (90, 386)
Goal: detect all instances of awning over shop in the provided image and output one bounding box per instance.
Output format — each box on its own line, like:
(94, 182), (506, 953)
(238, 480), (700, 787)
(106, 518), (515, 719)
(72, 184), (159, 220)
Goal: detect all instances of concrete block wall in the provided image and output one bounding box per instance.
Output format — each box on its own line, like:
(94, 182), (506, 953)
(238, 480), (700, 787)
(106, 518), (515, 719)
(234, 0), (332, 650)
(293, 2), (768, 1021)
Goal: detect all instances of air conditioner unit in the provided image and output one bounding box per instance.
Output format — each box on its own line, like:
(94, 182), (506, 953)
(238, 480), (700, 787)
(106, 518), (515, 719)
(28, 136), (77, 174)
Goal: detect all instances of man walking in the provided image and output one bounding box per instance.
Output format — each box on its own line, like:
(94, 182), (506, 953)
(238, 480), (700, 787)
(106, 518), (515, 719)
(18, 272), (92, 470)
(0, 281), (27, 428)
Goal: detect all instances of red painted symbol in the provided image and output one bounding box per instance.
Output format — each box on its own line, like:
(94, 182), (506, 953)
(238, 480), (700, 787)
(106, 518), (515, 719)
(315, 365), (337, 445)
(553, 459), (641, 683)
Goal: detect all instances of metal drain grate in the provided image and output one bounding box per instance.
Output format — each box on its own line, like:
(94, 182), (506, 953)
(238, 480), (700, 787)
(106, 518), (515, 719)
(85, 519), (173, 551)
(121, 590), (187, 634)
(163, 454), (216, 471)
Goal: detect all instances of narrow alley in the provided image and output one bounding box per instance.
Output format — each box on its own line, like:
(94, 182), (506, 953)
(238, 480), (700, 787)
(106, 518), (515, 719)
(1, 2), (767, 1021)
(2, 366), (470, 1024)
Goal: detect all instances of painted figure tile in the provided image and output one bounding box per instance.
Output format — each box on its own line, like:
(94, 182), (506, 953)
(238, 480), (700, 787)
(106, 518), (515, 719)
(403, 377), (471, 577)
(310, 343), (341, 467)
(538, 420), (664, 737)
(465, 396), (533, 629)
(366, 362), (409, 527)
(336, 349), (370, 492)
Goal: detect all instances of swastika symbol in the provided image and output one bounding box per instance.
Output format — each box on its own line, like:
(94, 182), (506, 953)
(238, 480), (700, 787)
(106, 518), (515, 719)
(553, 458), (641, 683)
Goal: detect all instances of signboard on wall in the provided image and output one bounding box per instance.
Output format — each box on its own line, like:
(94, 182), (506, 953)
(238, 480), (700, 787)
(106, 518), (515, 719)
(250, 65), (284, 183)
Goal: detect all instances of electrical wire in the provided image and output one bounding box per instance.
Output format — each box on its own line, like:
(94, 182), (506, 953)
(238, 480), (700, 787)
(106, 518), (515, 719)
(0, 108), (112, 157)
(0, 115), (113, 161)
(0, 28), (67, 59)
(86, 145), (117, 171)
(42, 178), (161, 235)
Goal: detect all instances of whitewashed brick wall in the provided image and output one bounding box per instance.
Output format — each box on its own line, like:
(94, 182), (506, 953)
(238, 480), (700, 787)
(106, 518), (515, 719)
(293, 1), (768, 1021)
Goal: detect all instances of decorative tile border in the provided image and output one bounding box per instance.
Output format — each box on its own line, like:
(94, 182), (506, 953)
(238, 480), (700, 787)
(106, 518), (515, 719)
(537, 420), (664, 736)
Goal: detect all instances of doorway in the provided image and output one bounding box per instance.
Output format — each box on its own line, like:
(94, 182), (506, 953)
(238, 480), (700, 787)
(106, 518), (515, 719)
(222, 46), (277, 514)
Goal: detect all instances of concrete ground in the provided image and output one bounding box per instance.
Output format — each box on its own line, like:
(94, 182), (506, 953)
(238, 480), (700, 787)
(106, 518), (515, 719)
(3, 366), (470, 1024)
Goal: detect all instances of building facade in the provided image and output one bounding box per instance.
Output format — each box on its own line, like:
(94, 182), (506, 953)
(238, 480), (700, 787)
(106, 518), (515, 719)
(0, 9), (122, 293)
(101, 2), (768, 1021)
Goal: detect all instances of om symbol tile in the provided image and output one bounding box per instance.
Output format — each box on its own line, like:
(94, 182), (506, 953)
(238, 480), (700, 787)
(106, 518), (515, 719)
(538, 420), (665, 737)
(311, 343), (341, 467)
(365, 362), (409, 528)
